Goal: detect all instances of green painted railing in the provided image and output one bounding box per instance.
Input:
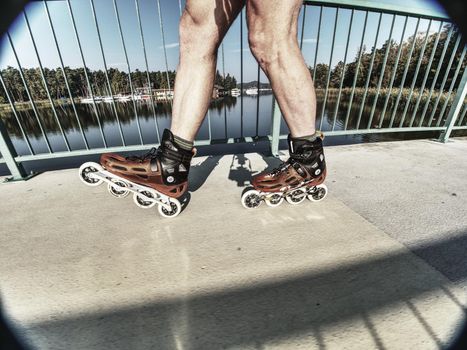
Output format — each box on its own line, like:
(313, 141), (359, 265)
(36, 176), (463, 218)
(0, 0), (466, 180)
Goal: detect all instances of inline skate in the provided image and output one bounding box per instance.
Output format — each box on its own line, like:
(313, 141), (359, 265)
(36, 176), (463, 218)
(241, 132), (327, 209)
(78, 129), (194, 218)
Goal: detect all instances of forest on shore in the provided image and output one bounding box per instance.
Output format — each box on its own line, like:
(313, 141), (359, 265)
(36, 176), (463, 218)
(0, 24), (464, 108)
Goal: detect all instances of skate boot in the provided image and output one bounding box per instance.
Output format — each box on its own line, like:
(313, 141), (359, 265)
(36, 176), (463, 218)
(241, 132), (327, 209)
(79, 129), (194, 218)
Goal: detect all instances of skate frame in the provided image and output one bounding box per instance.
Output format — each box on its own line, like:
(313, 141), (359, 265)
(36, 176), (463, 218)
(88, 168), (173, 211)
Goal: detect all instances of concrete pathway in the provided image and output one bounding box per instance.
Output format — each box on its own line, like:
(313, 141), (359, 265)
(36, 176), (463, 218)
(0, 138), (466, 350)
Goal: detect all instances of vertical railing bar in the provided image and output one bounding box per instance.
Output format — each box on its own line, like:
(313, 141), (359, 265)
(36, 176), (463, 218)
(6, 32), (52, 153)
(319, 7), (339, 130)
(89, 0), (123, 147)
(367, 14), (395, 129)
(355, 12), (382, 130)
(0, 115), (28, 180)
(378, 15), (408, 128)
(256, 65), (260, 137)
(411, 21), (443, 127)
(436, 46), (466, 127)
(427, 34), (461, 127)
(156, 0), (172, 108)
(457, 102), (467, 126)
(388, 17), (420, 128)
(23, 11), (70, 152)
(0, 71), (34, 155)
(240, 8), (244, 138)
(66, 0), (108, 148)
(419, 25), (454, 127)
(135, 0), (160, 143)
(113, 0), (143, 145)
(312, 6), (323, 82)
(399, 19), (433, 128)
(44, 0), (89, 150)
(438, 66), (467, 142)
(178, 0), (182, 16)
(331, 9), (354, 131)
(299, 5), (307, 51)
(207, 110), (212, 141)
(222, 43), (228, 138)
(344, 11), (368, 130)
(270, 97), (281, 156)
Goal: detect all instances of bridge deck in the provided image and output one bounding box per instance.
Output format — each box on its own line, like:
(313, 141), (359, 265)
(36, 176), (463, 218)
(1, 138), (466, 349)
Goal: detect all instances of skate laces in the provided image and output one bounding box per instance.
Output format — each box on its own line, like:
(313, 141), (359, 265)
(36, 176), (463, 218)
(270, 160), (292, 176)
(127, 147), (159, 162)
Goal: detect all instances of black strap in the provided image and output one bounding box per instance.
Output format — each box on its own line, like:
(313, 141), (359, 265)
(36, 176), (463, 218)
(160, 144), (192, 163)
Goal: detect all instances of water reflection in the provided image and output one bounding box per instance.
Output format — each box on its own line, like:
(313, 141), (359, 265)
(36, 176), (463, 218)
(0, 93), (459, 157)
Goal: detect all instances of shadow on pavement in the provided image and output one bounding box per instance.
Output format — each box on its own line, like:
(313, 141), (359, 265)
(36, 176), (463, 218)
(188, 155), (221, 193)
(228, 153), (283, 188)
(21, 231), (467, 350)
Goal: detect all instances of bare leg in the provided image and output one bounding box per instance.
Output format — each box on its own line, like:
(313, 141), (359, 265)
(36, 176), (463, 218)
(246, 0), (316, 137)
(170, 0), (245, 141)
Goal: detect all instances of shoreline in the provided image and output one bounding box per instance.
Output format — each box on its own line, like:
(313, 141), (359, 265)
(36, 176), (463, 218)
(0, 88), (454, 113)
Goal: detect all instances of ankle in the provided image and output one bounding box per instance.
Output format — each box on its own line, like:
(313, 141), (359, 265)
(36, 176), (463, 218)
(290, 131), (319, 143)
(172, 133), (194, 151)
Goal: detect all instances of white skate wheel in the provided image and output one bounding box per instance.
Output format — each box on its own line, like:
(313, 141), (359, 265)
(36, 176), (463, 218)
(286, 188), (307, 205)
(133, 191), (157, 209)
(79, 162), (103, 187)
(107, 179), (129, 198)
(241, 189), (262, 209)
(158, 199), (181, 218)
(265, 193), (283, 207)
(307, 184), (328, 202)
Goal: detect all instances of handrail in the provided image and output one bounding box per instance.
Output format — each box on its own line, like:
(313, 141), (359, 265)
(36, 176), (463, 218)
(304, 0), (449, 20)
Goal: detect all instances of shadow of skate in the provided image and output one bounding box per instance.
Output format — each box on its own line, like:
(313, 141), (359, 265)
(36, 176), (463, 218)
(228, 153), (283, 188)
(169, 156), (221, 213)
(178, 192), (191, 213)
(188, 155), (221, 192)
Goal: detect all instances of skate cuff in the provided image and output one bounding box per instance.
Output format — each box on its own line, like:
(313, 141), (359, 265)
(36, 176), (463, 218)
(161, 145), (193, 163)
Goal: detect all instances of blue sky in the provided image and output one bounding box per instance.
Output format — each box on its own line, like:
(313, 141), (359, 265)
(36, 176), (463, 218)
(0, 0), (446, 82)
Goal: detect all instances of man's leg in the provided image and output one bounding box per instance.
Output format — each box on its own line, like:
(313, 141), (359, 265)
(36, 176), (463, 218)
(170, 0), (245, 142)
(246, 0), (316, 138)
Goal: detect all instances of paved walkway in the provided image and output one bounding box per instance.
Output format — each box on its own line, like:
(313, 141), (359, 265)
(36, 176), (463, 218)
(0, 138), (466, 350)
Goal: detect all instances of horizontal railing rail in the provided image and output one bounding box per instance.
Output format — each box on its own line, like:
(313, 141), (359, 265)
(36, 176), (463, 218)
(304, 0), (449, 20)
(0, 0), (466, 180)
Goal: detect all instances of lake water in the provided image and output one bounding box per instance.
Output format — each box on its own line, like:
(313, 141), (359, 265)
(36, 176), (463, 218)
(1, 93), (462, 175)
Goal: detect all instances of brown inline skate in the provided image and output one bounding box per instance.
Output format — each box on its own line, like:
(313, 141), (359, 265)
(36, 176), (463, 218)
(241, 132), (327, 209)
(79, 129), (194, 218)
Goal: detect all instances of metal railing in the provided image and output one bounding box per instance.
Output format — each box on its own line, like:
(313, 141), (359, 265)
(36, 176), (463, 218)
(269, 0), (467, 154)
(0, 0), (466, 180)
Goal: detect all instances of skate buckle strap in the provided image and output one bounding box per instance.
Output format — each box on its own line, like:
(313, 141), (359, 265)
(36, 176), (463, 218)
(160, 144), (192, 163)
(291, 161), (307, 178)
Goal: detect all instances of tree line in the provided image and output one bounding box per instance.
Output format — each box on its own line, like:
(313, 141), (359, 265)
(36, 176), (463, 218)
(0, 24), (464, 106)
(310, 25), (465, 92)
(0, 67), (237, 104)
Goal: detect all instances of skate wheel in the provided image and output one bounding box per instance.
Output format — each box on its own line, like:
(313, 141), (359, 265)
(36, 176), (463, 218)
(133, 191), (157, 209)
(286, 188), (307, 205)
(158, 199), (181, 218)
(265, 193), (283, 207)
(78, 162), (103, 187)
(108, 179), (129, 198)
(241, 189), (262, 209)
(307, 184), (328, 202)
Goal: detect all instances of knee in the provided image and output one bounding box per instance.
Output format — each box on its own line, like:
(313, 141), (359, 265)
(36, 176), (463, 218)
(179, 10), (220, 59)
(248, 23), (293, 70)
(248, 29), (272, 68)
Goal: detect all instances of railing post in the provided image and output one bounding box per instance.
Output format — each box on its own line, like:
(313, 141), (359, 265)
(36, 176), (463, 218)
(270, 97), (281, 157)
(438, 67), (467, 143)
(0, 118), (29, 182)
